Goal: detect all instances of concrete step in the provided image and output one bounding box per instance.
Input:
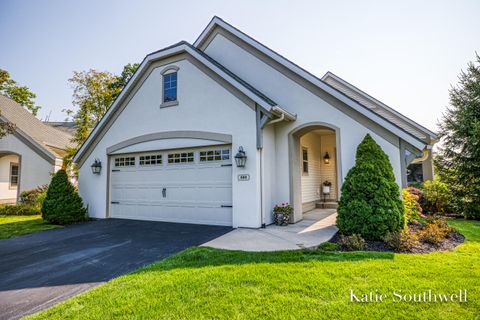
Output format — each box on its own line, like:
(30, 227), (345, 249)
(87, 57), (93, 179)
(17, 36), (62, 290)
(315, 201), (338, 209)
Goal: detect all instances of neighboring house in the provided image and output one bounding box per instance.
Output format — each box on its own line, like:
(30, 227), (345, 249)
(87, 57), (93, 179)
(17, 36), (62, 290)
(0, 95), (73, 203)
(73, 17), (437, 228)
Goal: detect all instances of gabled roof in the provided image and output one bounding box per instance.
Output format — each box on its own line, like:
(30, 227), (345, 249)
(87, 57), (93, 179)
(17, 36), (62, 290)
(73, 41), (279, 163)
(321, 72), (437, 143)
(194, 16), (432, 150)
(0, 94), (73, 159)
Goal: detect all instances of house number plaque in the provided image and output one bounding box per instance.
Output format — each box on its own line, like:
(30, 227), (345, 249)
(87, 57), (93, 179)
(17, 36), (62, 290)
(238, 174), (250, 181)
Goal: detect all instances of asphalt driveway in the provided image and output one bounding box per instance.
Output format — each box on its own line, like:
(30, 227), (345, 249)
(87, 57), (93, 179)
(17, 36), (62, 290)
(0, 219), (231, 320)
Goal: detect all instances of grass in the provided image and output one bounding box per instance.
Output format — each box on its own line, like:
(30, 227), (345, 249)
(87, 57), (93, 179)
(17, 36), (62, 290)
(0, 215), (60, 239)
(30, 220), (480, 320)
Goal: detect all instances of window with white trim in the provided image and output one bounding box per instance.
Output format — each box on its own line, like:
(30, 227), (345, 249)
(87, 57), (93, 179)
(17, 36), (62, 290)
(139, 154), (162, 166)
(115, 156), (135, 167)
(199, 149), (230, 162)
(10, 163), (19, 188)
(302, 148), (309, 174)
(168, 152), (194, 164)
(163, 72), (177, 102)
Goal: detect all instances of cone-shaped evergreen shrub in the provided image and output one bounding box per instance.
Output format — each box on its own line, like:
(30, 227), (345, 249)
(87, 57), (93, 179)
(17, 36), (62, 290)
(337, 134), (403, 240)
(41, 170), (87, 224)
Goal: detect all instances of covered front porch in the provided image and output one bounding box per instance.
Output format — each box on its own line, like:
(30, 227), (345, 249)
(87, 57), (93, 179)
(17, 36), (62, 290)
(201, 209), (338, 251)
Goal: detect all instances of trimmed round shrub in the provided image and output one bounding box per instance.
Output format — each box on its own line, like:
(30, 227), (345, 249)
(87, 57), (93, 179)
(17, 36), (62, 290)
(337, 134), (404, 240)
(41, 170), (87, 224)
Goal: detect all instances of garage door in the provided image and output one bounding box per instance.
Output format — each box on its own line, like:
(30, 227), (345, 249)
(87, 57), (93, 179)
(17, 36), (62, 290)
(110, 146), (232, 226)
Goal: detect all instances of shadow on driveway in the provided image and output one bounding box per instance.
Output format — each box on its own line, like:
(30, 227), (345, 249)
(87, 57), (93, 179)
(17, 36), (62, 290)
(0, 218), (231, 320)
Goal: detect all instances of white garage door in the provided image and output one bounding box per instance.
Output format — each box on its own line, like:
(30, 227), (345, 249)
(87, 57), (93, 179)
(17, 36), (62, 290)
(110, 146), (232, 226)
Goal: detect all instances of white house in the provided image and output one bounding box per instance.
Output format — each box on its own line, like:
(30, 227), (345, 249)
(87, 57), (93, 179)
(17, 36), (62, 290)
(0, 95), (73, 203)
(74, 17), (437, 228)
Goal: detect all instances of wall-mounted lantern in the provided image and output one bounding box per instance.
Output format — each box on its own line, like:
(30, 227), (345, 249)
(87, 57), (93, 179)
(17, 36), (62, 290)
(91, 159), (102, 174)
(323, 152), (330, 164)
(234, 146), (247, 168)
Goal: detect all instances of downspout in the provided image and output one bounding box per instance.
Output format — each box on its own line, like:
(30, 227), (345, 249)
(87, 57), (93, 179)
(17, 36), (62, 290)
(256, 104), (268, 228)
(260, 148), (265, 228)
(410, 147), (430, 164)
(265, 113), (285, 126)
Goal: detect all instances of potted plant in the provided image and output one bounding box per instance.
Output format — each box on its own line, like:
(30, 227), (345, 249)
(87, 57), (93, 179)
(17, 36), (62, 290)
(273, 203), (293, 226)
(323, 180), (332, 194)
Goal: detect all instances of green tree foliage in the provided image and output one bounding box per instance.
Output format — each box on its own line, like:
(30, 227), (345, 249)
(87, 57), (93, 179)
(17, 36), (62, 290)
(0, 68), (41, 115)
(109, 63), (140, 99)
(41, 170), (87, 224)
(337, 134), (404, 240)
(63, 63), (139, 169)
(436, 53), (480, 219)
(67, 69), (121, 145)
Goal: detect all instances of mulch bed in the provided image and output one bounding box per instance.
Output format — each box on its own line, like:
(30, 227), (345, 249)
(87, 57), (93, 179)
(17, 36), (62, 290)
(329, 227), (465, 254)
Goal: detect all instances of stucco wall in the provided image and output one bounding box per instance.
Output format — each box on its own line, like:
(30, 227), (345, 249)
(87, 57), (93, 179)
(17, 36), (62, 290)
(319, 134), (337, 201)
(0, 134), (55, 201)
(78, 57), (260, 228)
(261, 124), (276, 225)
(204, 34), (403, 220)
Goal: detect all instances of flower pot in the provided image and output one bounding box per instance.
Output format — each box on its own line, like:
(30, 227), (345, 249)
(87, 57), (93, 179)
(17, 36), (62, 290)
(273, 212), (289, 226)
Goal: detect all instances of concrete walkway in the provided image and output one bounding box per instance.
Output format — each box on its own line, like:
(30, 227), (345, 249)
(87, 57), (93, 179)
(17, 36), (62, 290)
(202, 209), (338, 251)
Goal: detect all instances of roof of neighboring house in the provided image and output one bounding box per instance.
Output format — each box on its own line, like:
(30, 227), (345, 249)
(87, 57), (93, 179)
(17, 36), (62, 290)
(0, 94), (74, 159)
(321, 72), (437, 143)
(43, 121), (77, 135)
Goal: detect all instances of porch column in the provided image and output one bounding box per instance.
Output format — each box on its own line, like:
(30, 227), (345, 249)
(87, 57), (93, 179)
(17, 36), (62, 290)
(422, 149), (434, 181)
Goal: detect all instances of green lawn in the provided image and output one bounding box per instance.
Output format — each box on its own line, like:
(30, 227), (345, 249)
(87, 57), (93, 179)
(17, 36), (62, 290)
(0, 215), (60, 239)
(30, 220), (480, 320)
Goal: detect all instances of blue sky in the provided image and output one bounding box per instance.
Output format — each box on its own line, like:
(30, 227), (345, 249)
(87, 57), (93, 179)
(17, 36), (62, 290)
(1, 0), (479, 132)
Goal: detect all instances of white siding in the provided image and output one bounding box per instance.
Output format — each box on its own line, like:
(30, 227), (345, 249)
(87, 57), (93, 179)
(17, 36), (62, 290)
(300, 133), (321, 204)
(78, 58), (261, 228)
(319, 134), (337, 201)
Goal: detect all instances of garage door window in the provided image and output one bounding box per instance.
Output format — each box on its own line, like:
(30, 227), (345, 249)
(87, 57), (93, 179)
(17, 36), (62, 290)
(115, 157), (135, 167)
(168, 152), (194, 164)
(200, 149), (230, 162)
(139, 154), (162, 166)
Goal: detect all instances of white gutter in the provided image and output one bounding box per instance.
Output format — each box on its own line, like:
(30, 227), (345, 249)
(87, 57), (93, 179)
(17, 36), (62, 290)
(266, 106), (297, 126)
(266, 113), (284, 125)
(411, 145), (432, 164)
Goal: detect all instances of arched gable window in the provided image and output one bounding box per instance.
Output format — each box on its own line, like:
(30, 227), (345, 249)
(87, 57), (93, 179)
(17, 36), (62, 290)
(161, 65), (179, 107)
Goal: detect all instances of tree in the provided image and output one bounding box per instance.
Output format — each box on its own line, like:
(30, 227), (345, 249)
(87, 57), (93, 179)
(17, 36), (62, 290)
(67, 69), (121, 145)
(63, 63), (139, 169)
(109, 63), (140, 99)
(436, 53), (480, 219)
(0, 113), (16, 139)
(41, 169), (87, 224)
(0, 68), (41, 115)
(337, 134), (404, 240)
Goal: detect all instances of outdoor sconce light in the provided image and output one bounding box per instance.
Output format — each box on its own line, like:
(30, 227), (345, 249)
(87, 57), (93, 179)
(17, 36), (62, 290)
(91, 159), (102, 174)
(234, 146), (247, 168)
(323, 152), (330, 164)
